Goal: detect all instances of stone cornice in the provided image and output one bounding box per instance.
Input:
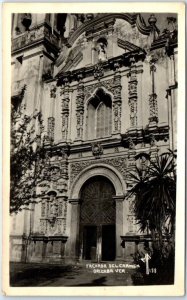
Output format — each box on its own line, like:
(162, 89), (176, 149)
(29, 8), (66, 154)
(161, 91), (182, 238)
(30, 235), (68, 243)
(121, 124), (169, 148)
(56, 49), (146, 86)
(43, 123), (169, 157)
(69, 136), (122, 154)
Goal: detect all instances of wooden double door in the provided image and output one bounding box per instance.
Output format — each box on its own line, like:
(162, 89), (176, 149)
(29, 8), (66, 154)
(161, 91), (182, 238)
(80, 176), (116, 262)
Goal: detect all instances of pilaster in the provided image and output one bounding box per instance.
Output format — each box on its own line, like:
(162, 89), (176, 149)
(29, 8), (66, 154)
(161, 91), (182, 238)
(127, 58), (138, 128)
(60, 78), (70, 142)
(69, 198), (81, 260)
(149, 57), (158, 125)
(76, 74), (85, 141)
(113, 63), (122, 134)
(113, 195), (125, 261)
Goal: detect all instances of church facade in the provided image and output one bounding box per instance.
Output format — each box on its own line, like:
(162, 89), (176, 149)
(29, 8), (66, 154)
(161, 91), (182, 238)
(10, 13), (177, 263)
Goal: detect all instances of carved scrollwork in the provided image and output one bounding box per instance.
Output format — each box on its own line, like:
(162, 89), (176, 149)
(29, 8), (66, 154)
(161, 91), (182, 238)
(94, 63), (104, 80)
(149, 93), (158, 124)
(84, 79), (114, 100)
(128, 65), (138, 128)
(70, 156), (127, 185)
(40, 196), (67, 235)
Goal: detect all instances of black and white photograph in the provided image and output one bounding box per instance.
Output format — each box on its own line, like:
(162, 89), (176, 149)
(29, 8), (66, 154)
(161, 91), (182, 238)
(3, 3), (185, 296)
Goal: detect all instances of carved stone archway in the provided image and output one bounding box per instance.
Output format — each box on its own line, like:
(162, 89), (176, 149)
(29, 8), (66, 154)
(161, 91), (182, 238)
(70, 163), (126, 199)
(68, 164), (126, 261)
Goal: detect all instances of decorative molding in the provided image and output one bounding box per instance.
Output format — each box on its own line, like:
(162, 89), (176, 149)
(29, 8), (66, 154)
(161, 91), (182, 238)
(113, 70), (122, 133)
(84, 78), (114, 100)
(94, 63), (104, 80)
(76, 78), (84, 140)
(117, 38), (144, 52)
(47, 117), (55, 142)
(39, 196), (67, 235)
(70, 156), (127, 184)
(127, 59), (138, 127)
(60, 83), (70, 141)
(149, 58), (158, 125)
(56, 49), (146, 85)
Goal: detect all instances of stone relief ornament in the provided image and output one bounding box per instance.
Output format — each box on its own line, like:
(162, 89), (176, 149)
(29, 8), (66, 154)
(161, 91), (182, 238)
(70, 156), (127, 185)
(94, 63), (104, 80)
(128, 137), (135, 150)
(50, 84), (57, 99)
(92, 142), (103, 158)
(40, 196), (67, 235)
(84, 79), (114, 100)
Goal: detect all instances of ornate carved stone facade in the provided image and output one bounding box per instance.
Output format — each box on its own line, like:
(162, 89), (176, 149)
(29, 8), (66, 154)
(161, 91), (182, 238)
(10, 12), (177, 264)
(149, 58), (158, 124)
(128, 59), (138, 127)
(76, 75), (84, 140)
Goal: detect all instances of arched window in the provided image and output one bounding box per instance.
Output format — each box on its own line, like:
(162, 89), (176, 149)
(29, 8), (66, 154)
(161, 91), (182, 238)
(87, 88), (112, 140)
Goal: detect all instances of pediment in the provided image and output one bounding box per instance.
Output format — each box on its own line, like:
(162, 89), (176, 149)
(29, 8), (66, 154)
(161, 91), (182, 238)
(117, 38), (144, 53)
(55, 14), (149, 77)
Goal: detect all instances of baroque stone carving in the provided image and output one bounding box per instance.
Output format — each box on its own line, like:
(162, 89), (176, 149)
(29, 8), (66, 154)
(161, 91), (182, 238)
(60, 84), (70, 141)
(94, 63), (104, 79)
(149, 93), (158, 123)
(76, 79), (84, 140)
(47, 117), (55, 142)
(149, 58), (158, 124)
(40, 196), (67, 235)
(92, 142), (103, 158)
(70, 156), (127, 184)
(128, 137), (135, 150)
(127, 215), (138, 233)
(128, 61), (138, 127)
(113, 72), (122, 133)
(50, 84), (57, 98)
(84, 79), (114, 100)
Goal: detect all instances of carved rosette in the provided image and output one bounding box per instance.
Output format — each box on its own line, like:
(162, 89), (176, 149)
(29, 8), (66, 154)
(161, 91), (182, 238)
(128, 59), (138, 127)
(149, 58), (158, 124)
(60, 81), (70, 141)
(76, 75), (84, 140)
(92, 142), (103, 158)
(113, 66), (122, 133)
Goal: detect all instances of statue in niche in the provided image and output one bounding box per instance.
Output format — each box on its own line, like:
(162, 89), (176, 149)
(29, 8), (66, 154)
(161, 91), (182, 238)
(50, 200), (58, 218)
(96, 38), (107, 62)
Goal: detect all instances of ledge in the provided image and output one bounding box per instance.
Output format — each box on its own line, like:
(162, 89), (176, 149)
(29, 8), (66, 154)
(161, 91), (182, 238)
(30, 235), (68, 243)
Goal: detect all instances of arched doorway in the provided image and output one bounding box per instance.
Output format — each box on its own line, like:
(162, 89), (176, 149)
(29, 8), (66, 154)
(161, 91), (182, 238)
(79, 176), (116, 262)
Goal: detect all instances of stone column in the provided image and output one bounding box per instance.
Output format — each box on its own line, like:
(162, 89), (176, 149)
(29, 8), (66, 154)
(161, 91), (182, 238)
(127, 58), (138, 128)
(76, 74), (84, 141)
(113, 196), (124, 261)
(69, 199), (81, 261)
(149, 57), (158, 125)
(113, 63), (122, 134)
(47, 117), (55, 142)
(60, 79), (70, 141)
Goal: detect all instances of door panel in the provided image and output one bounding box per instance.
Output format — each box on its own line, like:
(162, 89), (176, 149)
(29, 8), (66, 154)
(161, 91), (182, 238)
(83, 226), (97, 260)
(80, 176), (116, 261)
(102, 225), (116, 261)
